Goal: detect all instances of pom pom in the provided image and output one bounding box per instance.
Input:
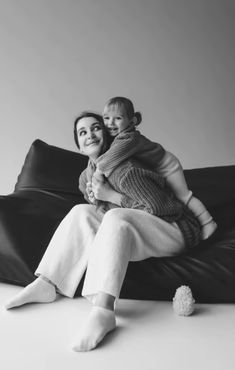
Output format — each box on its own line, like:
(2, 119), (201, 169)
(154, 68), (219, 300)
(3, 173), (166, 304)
(173, 285), (195, 316)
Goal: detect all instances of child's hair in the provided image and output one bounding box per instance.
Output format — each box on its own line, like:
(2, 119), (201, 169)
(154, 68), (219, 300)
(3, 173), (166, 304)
(104, 96), (142, 126)
(74, 111), (110, 155)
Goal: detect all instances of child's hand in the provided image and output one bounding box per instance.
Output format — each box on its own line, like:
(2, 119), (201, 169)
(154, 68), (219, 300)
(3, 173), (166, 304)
(86, 181), (96, 203)
(93, 169), (104, 182)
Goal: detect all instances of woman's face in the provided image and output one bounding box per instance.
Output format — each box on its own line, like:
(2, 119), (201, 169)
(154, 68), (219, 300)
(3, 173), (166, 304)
(103, 104), (131, 137)
(76, 116), (104, 159)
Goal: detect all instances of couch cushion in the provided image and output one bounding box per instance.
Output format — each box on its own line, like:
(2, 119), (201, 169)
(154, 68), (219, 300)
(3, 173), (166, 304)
(15, 139), (88, 195)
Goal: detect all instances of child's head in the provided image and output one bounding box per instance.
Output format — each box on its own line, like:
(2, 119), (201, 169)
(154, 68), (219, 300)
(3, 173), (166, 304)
(74, 111), (109, 159)
(103, 96), (142, 137)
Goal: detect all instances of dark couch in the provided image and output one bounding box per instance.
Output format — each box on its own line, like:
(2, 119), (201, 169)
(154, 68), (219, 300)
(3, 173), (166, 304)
(1, 139), (235, 302)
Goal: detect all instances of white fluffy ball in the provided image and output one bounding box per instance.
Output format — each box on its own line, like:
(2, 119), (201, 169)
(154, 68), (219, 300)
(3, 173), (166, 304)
(173, 285), (195, 316)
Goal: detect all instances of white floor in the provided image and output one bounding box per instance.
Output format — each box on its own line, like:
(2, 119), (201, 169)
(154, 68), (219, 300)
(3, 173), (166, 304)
(0, 282), (235, 370)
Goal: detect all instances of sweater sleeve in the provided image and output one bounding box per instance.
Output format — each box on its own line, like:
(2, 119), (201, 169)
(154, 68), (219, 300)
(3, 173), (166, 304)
(96, 130), (166, 177)
(118, 166), (181, 218)
(79, 169), (90, 203)
(96, 130), (141, 177)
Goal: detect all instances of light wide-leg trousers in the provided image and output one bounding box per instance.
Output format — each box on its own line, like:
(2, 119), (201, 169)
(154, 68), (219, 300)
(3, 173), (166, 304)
(35, 204), (185, 300)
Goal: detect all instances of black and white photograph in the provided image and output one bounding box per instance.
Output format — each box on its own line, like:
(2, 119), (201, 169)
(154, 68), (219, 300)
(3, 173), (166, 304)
(0, 1), (235, 369)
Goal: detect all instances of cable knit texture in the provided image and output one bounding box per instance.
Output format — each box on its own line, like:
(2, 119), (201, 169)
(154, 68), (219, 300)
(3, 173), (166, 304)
(96, 128), (165, 177)
(79, 159), (201, 249)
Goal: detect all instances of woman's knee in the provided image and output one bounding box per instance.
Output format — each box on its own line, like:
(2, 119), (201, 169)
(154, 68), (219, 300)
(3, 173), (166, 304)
(68, 204), (95, 220)
(102, 208), (133, 229)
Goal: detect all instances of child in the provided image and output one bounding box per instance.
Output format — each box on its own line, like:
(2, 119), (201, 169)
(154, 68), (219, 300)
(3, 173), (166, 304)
(94, 96), (217, 240)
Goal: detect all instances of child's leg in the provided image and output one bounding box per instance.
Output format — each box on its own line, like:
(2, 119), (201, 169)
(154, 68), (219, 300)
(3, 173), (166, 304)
(186, 196), (217, 239)
(4, 204), (103, 309)
(165, 166), (217, 239)
(72, 208), (185, 352)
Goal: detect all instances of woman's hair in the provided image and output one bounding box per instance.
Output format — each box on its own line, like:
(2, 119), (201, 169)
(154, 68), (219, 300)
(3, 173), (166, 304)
(74, 111), (110, 155)
(104, 96), (142, 126)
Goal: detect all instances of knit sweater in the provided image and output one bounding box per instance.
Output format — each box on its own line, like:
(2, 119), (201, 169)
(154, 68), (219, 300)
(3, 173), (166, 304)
(96, 128), (166, 177)
(79, 159), (201, 249)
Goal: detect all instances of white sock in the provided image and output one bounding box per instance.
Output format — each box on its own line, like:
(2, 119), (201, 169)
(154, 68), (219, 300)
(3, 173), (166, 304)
(4, 277), (57, 310)
(72, 306), (116, 352)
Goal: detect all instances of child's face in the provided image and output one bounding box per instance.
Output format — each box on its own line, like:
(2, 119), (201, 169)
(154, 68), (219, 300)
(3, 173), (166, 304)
(76, 116), (104, 159)
(103, 105), (132, 137)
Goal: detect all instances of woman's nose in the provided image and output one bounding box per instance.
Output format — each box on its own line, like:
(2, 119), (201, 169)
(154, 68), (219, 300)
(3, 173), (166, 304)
(90, 130), (96, 138)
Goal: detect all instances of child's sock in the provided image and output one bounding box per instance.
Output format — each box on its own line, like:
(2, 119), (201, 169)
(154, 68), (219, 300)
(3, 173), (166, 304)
(4, 277), (57, 310)
(187, 196), (217, 240)
(72, 306), (116, 352)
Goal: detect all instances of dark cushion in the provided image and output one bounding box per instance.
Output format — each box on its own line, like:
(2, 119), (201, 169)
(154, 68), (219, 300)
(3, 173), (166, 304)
(1, 139), (235, 303)
(0, 140), (88, 285)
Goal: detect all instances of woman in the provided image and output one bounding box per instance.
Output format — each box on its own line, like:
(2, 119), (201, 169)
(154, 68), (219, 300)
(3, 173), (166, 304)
(5, 112), (201, 352)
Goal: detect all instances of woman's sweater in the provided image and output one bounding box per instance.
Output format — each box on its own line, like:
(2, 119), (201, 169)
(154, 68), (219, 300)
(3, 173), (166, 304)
(79, 159), (201, 249)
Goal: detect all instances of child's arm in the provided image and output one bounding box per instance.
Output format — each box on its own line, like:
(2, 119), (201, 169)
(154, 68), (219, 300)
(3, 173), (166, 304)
(96, 130), (165, 177)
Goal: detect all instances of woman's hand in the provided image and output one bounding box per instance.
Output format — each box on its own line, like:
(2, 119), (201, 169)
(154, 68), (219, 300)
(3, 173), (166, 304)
(92, 170), (122, 205)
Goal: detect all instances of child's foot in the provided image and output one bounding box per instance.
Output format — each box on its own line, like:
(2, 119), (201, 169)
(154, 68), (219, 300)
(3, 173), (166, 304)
(4, 277), (57, 309)
(72, 306), (116, 352)
(201, 220), (217, 240)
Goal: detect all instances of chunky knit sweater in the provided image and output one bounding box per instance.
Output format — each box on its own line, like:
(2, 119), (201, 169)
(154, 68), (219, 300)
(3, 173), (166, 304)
(96, 128), (166, 177)
(79, 159), (201, 249)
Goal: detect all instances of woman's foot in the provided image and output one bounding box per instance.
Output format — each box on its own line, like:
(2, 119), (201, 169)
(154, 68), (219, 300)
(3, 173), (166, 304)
(4, 277), (57, 309)
(72, 306), (116, 352)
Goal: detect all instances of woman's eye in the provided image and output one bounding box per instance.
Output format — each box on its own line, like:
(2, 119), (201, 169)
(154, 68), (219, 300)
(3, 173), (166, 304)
(79, 130), (86, 136)
(94, 125), (101, 131)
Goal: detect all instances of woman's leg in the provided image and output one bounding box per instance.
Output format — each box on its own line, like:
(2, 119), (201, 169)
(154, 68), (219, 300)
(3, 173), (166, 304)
(72, 208), (185, 351)
(83, 208), (185, 300)
(5, 204), (103, 309)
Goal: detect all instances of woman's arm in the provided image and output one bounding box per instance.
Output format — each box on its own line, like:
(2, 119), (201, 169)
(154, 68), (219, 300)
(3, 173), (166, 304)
(93, 164), (181, 218)
(91, 173), (122, 206)
(79, 169), (94, 204)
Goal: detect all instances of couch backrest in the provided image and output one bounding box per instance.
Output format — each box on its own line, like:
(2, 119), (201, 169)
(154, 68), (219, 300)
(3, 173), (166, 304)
(184, 165), (235, 208)
(15, 139), (88, 195)
(15, 139), (235, 229)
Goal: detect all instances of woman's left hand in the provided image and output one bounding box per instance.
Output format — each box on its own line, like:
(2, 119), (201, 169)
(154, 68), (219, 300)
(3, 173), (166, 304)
(92, 172), (113, 202)
(92, 170), (122, 205)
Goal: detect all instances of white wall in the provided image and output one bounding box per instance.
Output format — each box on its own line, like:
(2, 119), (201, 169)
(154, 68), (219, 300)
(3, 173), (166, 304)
(0, 0), (234, 194)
